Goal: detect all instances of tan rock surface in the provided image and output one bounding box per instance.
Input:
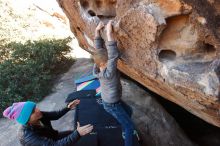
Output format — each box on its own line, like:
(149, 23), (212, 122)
(57, 0), (220, 127)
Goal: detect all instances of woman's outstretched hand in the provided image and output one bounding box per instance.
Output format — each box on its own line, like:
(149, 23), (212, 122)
(67, 99), (80, 109)
(77, 122), (93, 136)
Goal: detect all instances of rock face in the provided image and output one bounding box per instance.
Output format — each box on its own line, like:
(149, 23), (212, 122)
(121, 79), (195, 146)
(57, 0), (220, 127)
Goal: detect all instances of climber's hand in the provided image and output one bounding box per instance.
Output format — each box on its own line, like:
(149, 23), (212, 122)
(106, 20), (114, 41)
(95, 21), (105, 37)
(96, 21), (105, 31)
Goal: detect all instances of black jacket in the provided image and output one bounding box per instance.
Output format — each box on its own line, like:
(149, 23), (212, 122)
(18, 108), (80, 146)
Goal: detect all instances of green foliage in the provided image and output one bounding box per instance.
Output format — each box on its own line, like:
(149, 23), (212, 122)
(0, 38), (74, 115)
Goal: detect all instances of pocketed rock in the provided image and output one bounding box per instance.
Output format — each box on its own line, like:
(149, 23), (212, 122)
(57, 0), (220, 127)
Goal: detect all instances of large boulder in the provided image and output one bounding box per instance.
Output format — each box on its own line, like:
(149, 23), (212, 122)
(121, 78), (195, 146)
(57, 0), (220, 127)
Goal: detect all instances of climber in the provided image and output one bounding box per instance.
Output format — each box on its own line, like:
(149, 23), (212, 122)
(92, 20), (135, 146)
(3, 100), (93, 146)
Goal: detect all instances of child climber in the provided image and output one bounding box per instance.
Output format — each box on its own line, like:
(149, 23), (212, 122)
(93, 20), (135, 146)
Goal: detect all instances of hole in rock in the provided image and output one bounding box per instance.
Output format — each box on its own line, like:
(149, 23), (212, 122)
(80, 0), (89, 9)
(79, 0), (117, 19)
(76, 27), (81, 31)
(97, 14), (105, 18)
(88, 10), (96, 17)
(159, 50), (176, 62)
(97, 15), (115, 21)
(204, 43), (216, 54)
